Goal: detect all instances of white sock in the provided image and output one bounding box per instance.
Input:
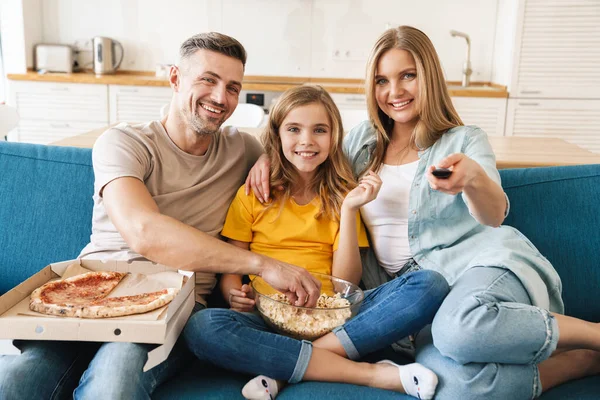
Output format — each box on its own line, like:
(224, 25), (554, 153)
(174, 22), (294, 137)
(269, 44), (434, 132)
(241, 375), (281, 400)
(378, 360), (438, 400)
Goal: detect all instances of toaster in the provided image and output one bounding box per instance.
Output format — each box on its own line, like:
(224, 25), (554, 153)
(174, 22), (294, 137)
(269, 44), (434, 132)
(34, 44), (74, 73)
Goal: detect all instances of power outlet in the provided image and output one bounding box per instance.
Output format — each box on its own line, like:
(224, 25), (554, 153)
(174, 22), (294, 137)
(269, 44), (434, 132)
(331, 49), (368, 62)
(73, 39), (93, 71)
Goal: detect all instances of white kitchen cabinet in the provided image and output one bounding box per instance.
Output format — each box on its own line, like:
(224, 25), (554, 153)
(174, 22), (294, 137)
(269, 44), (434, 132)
(330, 93), (368, 131)
(7, 81), (109, 144)
(500, 0), (600, 148)
(108, 85), (172, 124)
(451, 97), (507, 137)
(510, 0), (600, 99)
(506, 98), (600, 154)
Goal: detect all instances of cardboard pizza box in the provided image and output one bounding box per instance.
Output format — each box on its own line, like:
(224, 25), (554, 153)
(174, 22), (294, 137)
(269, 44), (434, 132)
(0, 259), (196, 371)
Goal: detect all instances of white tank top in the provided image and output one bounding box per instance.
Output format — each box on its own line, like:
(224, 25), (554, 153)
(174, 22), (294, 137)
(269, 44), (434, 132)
(360, 161), (418, 275)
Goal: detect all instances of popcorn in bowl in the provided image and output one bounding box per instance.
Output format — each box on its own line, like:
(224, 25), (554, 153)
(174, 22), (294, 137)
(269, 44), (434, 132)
(251, 273), (364, 341)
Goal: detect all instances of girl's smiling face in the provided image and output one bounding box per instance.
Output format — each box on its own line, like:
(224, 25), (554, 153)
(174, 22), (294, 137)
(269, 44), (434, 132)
(279, 102), (332, 182)
(375, 48), (420, 126)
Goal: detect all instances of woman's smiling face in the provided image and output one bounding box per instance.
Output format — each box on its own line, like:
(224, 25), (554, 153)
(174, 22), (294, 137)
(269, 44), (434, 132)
(375, 48), (420, 126)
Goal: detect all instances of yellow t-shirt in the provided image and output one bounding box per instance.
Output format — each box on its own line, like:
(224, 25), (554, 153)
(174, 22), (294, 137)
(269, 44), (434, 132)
(221, 186), (369, 276)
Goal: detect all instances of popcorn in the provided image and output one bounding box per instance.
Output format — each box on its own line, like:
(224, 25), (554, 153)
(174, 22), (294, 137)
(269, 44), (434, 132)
(258, 293), (352, 340)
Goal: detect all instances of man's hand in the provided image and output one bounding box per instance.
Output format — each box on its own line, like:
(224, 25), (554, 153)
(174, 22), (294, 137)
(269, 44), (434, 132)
(245, 153), (271, 203)
(228, 284), (255, 312)
(260, 258), (321, 308)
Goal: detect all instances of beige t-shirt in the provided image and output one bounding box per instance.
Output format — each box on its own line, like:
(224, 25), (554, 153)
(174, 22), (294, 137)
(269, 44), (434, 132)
(79, 120), (263, 305)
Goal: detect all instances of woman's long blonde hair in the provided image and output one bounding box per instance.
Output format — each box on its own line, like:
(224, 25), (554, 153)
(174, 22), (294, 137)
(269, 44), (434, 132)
(262, 85), (356, 221)
(364, 25), (463, 173)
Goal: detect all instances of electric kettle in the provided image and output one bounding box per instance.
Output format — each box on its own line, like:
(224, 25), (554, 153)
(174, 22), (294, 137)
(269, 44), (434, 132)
(92, 37), (124, 75)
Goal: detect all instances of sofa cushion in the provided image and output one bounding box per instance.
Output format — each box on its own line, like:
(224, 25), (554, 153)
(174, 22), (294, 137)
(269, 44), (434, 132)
(500, 165), (600, 322)
(152, 358), (600, 399)
(540, 377), (600, 400)
(0, 142), (93, 295)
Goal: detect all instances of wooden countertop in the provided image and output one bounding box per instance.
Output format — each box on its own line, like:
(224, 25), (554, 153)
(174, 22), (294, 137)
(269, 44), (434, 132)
(50, 125), (600, 169)
(7, 70), (508, 98)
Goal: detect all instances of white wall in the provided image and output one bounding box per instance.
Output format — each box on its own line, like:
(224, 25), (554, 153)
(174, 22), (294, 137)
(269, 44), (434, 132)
(22, 0), (43, 68)
(491, 0), (519, 88)
(28, 0), (500, 81)
(1, 0), (43, 75)
(1, 0), (29, 74)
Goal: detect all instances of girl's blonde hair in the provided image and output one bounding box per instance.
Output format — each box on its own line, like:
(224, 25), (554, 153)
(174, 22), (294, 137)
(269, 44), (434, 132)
(364, 25), (463, 173)
(262, 85), (356, 221)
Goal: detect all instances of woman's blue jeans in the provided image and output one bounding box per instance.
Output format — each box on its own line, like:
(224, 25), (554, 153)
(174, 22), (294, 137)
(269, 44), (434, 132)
(415, 266), (560, 400)
(183, 268), (449, 383)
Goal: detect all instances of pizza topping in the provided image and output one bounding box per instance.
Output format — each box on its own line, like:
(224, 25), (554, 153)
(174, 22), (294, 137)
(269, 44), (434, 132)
(37, 271), (127, 306)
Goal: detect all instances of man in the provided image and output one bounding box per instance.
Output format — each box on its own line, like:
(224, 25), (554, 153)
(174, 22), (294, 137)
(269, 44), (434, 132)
(0, 32), (319, 400)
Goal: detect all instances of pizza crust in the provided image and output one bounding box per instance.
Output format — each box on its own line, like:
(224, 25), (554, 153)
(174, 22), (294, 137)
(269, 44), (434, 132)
(29, 271), (179, 319)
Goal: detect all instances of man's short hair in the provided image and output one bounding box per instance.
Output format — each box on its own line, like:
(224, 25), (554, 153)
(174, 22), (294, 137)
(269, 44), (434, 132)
(179, 32), (247, 67)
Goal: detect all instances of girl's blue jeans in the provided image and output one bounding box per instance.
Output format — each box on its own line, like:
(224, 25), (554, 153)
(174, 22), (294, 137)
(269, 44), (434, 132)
(183, 268), (449, 383)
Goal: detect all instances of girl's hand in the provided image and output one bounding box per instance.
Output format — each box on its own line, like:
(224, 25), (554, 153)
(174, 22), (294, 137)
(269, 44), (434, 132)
(426, 153), (485, 195)
(343, 171), (382, 211)
(245, 154), (271, 203)
(228, 284), (256, 312)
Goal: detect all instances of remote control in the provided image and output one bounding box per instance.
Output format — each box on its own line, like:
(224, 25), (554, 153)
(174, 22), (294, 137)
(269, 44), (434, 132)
(432, 168), (452, 179)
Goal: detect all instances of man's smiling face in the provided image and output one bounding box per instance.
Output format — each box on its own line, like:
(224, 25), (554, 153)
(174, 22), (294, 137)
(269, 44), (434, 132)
(175, 49), (244, 136)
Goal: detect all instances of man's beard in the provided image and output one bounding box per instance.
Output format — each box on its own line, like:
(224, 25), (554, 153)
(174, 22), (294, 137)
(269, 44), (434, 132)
(189, 106), (226, 137)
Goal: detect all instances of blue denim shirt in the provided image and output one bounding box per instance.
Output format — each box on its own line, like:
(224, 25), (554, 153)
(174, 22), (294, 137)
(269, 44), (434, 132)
(345, 121), (563, 313)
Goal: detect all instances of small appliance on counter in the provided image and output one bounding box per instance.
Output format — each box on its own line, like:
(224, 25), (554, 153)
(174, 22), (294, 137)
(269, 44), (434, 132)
(34, 44), (74, 73)
(92, 36), (124, 75)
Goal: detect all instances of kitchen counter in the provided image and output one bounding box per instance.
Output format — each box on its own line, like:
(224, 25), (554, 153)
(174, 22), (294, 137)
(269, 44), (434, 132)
(50, 125), (600, 169)
(7, 70), (508, 98)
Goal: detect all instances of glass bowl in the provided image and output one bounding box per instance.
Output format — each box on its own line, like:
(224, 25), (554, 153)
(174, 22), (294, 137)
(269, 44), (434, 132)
(251, 272), (364, 341)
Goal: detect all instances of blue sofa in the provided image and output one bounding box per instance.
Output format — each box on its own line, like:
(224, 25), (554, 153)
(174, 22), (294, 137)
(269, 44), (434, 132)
(0, 140), (599, 399)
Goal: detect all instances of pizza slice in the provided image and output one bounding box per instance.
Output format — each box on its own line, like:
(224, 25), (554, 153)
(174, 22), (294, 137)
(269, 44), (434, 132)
(30, 271), (127, 308)
(29, 271), (179, 318)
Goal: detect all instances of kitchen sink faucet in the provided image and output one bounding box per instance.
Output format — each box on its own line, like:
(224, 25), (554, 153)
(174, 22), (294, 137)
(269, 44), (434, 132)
(450, 30), (472, 87)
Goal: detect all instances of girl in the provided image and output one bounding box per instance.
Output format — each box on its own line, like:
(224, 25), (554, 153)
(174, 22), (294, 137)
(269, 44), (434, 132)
(184, 85), (449, 400)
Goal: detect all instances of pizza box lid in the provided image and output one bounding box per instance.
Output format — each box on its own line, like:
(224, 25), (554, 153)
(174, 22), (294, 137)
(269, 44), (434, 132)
(0, 259), (196, 371)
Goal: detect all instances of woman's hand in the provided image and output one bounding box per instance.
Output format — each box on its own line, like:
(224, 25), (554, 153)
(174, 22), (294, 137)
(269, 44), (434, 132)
(426, 153), (485, 195)
(245, 154), (271, 203)
(228, 284), (256, 312)
(427, 153), (507, 226)
(343, 171), (382, 212)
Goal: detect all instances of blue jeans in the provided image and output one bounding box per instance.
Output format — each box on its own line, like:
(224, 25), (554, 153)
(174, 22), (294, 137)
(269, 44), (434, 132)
(415, 266), (559, 400)
(0, 303), (204, 400)
(184, 268), (449, 383)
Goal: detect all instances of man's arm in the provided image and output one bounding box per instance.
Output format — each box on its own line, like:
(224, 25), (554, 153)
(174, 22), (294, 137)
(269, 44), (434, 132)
(103, 177), (263, 274)
(102, 177), (321, 306)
